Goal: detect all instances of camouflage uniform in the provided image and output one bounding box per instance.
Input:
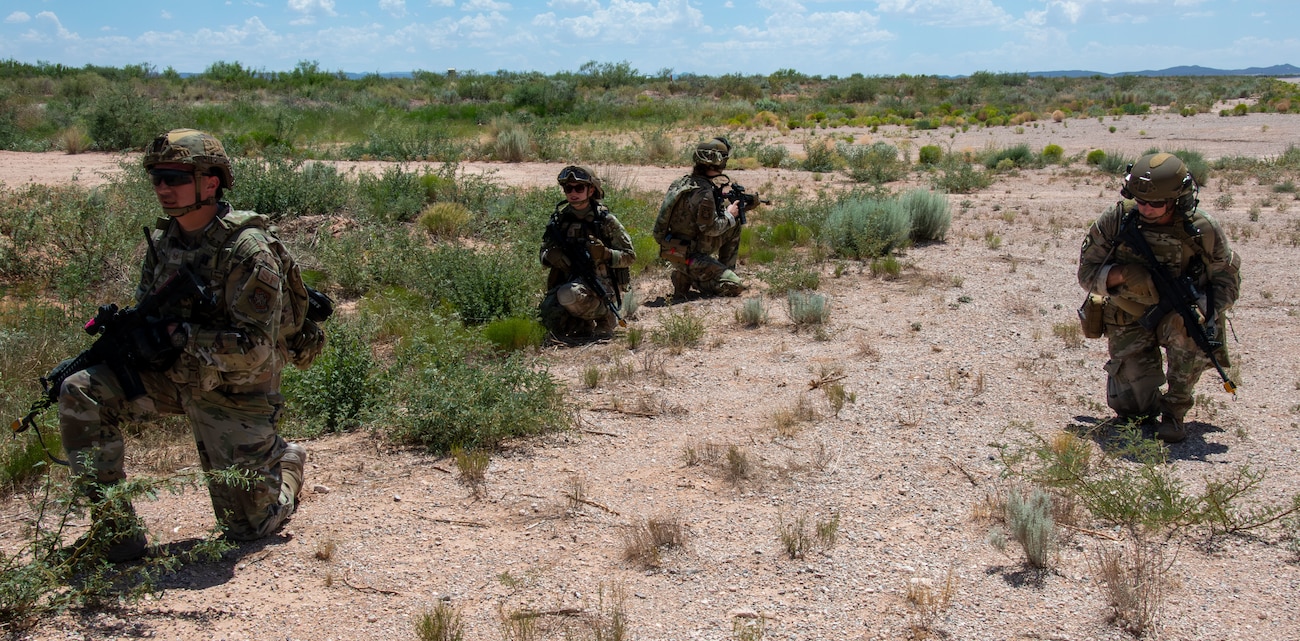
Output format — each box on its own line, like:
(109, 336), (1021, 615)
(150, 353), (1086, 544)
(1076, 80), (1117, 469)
(539, 202), (635, 337)
(653, 173), (743, 297)
(1077, 200), (1241, 425)
(59, 205), (302, 541)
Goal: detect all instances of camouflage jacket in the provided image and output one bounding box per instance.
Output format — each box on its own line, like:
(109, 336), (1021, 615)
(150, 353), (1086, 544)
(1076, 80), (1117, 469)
(540, 202), (635, 292)
(138, 205), (289, 392)
(1077, 200), (1241, 325)
(653, 173), (736, 254)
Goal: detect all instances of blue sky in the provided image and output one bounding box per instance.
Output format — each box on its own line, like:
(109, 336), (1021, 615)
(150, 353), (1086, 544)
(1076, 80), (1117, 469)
(2, 1), (1296, 77)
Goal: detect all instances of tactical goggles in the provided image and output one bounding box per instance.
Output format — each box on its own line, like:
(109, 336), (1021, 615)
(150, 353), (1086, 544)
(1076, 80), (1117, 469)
(557, 166), (591, 183)
(148, 169), (196, 187)
(561, 183), (588, 194)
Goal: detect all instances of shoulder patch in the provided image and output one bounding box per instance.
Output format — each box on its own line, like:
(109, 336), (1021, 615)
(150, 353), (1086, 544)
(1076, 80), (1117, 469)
(255, 263), (282, 290)
(249, 287), (272, 313)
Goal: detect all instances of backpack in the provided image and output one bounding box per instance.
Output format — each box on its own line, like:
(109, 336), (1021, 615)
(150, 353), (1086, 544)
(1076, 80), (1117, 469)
(213, 211), (331, 370)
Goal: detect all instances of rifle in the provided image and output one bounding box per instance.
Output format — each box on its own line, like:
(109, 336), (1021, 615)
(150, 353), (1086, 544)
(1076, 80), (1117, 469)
(1117, 213), (1237, 395)
(11, 228), (218, 459)
(543, 221), (627, 328)
(713, 180), (768, 226)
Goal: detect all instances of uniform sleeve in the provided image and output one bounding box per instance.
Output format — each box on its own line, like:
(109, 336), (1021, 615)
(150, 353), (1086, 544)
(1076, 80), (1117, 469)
(540, 221), (562, 267)
(602, 213), (637, 268)
(183, 231), (282, 377)
(1077, 206), (1121, 296)
(689, 187), (736, 238)
(1200, 214), (1242, 313)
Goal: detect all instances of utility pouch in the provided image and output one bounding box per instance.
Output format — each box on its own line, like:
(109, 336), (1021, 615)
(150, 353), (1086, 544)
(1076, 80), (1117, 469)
(1078, 294), (1107, 339)
(658, 237), (692, 265)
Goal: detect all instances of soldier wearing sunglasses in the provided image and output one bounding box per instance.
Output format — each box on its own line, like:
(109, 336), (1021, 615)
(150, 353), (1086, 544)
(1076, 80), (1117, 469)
(1077, 152), (1241, 443)
(56, 129), (310, 560)
(653, 136), (745, 299)
(539, 166), (635, 342)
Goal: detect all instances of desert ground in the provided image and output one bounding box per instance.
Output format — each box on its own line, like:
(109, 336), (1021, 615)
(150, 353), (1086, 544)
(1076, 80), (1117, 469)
(3, 110), (1300, 641)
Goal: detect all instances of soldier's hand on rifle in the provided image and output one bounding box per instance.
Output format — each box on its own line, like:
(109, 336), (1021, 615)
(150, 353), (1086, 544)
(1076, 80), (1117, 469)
(587, 238), (610, 263)
(726, 201), (740, 218)
(543, 248), (571, 270)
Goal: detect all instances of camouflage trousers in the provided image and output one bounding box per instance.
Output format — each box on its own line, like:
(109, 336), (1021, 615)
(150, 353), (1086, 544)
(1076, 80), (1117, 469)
(539, 280), (619, 339)
(670, 253), (743, 297)
(58, 364), (297, 541)
(1103, 311), (1229, 423)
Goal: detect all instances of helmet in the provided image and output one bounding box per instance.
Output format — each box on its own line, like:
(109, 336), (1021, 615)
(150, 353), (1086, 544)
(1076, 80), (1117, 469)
(692, 136), (731, 171)
(557, 165), (603, 200)
(1122, 152), (1194, 206)
(142, 129), (234, 189)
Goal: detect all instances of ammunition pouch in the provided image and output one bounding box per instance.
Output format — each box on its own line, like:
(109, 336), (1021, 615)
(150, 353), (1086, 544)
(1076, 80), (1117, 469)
(658, 236), (692, 265)
(1078, 294), (1107, 339)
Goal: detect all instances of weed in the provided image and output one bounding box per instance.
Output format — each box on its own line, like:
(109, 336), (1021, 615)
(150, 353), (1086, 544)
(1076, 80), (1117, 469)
(415, 601), (465, 641)
(736, 296), (769, 328)
(622, 514), (688, 568)
(452, 445), (490, 496)
(653, 308), (705, 354)
(482, 316), (545, 352)
(777, 511), (839, 559)
(314, 539), (338, 561)
(682, 440), (724, 467)
(1003, 486), (1057, 568)
(417, 202), (474, 238)
(282, 319), (379, 436)
(625, 325), (645, 349)
(787, 290), (830, 327)
(565, 474), (587, 514)
(583, 365), (603, 389)
(984, 229), (1003, 250)
(905, 567), (956, 637)
(725, 445), (753, 484)
(1052, 322), (1084, 348)
(733, 615), (766, 640)
(869, 255), (901, 279)
(1091, 540), (1167, 637)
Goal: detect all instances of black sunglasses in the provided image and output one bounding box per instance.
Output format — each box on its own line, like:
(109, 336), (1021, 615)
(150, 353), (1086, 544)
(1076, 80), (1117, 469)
(1134, 197), (1169, 208)
(561, 183), (587, 194)
(148, 169), (196, 187)
(558, 166), (590, 183)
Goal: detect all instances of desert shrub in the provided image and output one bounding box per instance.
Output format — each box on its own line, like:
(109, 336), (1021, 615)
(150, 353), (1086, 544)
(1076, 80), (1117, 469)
(85, 88), (168, 151)
(653, 307), (705, 353)
(282, 318), (379, 436)
(931, 160), (993, 194)
(755, 143), (789, 168)
(1096, 150), (1133, 174)
(983, 144), (1033, 170)
(415, 246), (539, 325)
(417, 202), (474, 238)
(823, 196), (911, 259)
(482, 316), (545, 352)
(841, 141), (906, 183)
(357, 164), (430, 224)
(415, 601), (465, 641)
(735, 297), (769, 328)
(898, 188), (951, 243)
(388, 341), (568, 453)
(230, 157), (354, 221)
(869, 255), (901, 279)
(342, 122), (462, 162)
(1041, 144), (1065, 164)
(918, 145), (943, 165)
(787, 290), (830, 327)
(1004, 487), (1057, 568)
(488, 118), (532, 162)
(758, 261), (820, 295)
(800, 138), (836, 172)
(1086, 149), (1107, 165)
(1167, 148), (1210, 186)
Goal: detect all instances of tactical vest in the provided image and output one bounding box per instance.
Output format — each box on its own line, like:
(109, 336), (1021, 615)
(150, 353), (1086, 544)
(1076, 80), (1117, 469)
(147, 209), (322, 370)
(544, 203), (631, 294)
(653, 174), (713, 245)
(1107, 202), (1216, 319)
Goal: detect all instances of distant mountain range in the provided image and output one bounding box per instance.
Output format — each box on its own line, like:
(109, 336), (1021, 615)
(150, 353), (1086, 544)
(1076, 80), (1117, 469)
(1027, 64), (1300, 78)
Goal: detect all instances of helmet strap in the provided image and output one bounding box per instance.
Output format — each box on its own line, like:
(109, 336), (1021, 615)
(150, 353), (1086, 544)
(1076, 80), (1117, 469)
(161, 180), (217, 218)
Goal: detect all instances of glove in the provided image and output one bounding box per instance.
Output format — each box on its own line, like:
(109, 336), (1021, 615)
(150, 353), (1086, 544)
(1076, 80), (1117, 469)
(1112, 264), (1158, 306)
(544, 249), (571, 270)
(587, 238), (610, 263)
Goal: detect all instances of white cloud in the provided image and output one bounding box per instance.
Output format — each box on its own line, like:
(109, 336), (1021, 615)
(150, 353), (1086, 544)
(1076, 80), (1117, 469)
(873, 0), (1013, 28)
(463, 0), (510, 11)
(288, 0), (338, 24)
(548, 0), (598, 10)
(535, 0), (706, 44)
(161, 10), (173, 19)
(5, 11), (31, 23)
(428, 0), (455, 6)
(380, 0), (407, 17)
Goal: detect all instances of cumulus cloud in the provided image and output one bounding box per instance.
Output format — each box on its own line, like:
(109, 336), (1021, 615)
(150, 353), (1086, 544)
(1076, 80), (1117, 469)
(5, 11), (31, 23)
(463, 0), (511, 11)
(288, 0), (338, 24)
(380, 0), (407, 18)
(428, 0), (455, 6)
(536, 0), (706, 44)
(873, 0), (1013, 28)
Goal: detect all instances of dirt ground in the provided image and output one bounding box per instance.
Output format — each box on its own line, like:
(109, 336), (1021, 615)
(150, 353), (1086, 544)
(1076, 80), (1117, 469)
(4, 111), (1300, 641)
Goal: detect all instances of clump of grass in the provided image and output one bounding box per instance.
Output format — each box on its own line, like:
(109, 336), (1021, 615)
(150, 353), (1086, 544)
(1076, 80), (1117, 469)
(653, 308), (705, 354)
(1052, 322), (1083, 348)
(417, 202), (474, 238)
(415, 601), (465, 641)
(622, 514), (688, 568)
(905, 567), (956, 637)
(314, 538), (338, 561)
(786, 290), (830, 327)
(869, 255), (901, 279)
(725, 445), (753, 484)
(1091, 540), (1166, 637)
(1003, 486), (1056, 568)
(583, 365), (602, 389)
(625, 325), (644, 349)
(451, 445), (490, 496)
(482, 316), (545, 352)
(735, 296), (769, 328)
(682, 440), (724, 467)
(777, 511), (840, 559)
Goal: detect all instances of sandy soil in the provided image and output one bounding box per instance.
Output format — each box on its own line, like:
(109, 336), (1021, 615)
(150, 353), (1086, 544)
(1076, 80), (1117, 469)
(4, 111), (1300, 641)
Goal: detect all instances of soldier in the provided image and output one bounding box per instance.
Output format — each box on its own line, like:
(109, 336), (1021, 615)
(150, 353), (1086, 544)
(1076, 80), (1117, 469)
(58, 129), (310, 560)
(1077, 152), (1241, 443)
(653, 136), (745, 299)
(538, 165), (635, 342)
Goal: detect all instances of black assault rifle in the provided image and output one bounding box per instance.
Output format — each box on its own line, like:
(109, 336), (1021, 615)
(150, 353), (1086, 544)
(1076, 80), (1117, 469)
(713, 182), (768, 226)
(1117, 213), (1237, 395)
(11, 230), (217, 461)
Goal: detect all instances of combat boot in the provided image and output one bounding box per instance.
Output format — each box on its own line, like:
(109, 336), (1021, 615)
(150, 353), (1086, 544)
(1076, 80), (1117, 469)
(280, 443), (308, 509)
(1156, 415), (1187, 443)
(593, 312), (618, 340)
(670, 271), (692, 301)
(70, 486), (148, 563)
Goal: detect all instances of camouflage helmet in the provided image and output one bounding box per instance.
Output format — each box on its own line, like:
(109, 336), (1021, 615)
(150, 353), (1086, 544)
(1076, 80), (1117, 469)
(557, 165), (604, 200)
(142, 129), (234, 189)
(692, 136), (731, 170)
(1122, 152), (1194, 204)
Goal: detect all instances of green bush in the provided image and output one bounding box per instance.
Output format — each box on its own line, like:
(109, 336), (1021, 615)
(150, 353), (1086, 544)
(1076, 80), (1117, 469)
(1096, 150), (1133, 174)
(899, 188), (951, 243)
(1004, 487), (1056, 568)
(230, 157), (354, 221)
(841, 142), (906, 183)
(823, 196), (911, 259)
(983, 144), (1033, 170)
(786, 290), (830, 327)
(800, 139), (836, 172)
(918, 145), (943, 165)
(389, 344), (568, 453)
(755, 143), (789, 168)
(1041, 143), (1065, 164)
(417, 202), (474, 238)
(416, 246), (539, 325)
(932, 161), (993, 194)
(85, 88), (168, 151)
(482, 316), (545, 352)
(282, 319), (378, 436)
(1086, 149), (1106, 165)
(758, 262), (821, 295)
(653, 307), (705, 354)
(358, 164), (430, 224)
